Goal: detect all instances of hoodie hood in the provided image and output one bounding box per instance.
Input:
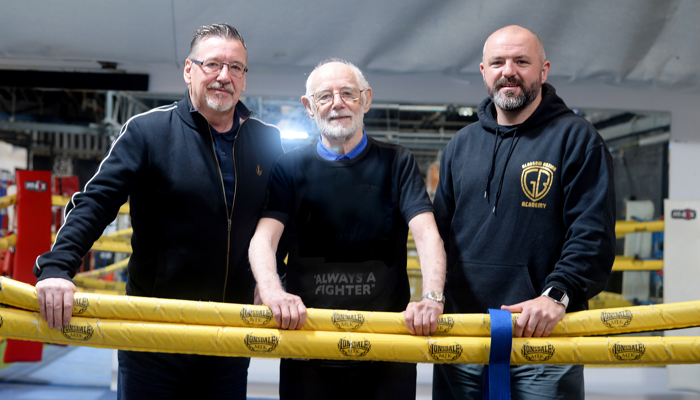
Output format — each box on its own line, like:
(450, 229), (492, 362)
(477, 83), (574, 136)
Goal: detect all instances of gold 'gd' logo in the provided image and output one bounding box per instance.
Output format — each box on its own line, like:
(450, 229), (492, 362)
(521, 162), (556, 202)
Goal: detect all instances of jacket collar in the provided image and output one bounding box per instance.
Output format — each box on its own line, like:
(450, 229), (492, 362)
(177, 90), (253, 130)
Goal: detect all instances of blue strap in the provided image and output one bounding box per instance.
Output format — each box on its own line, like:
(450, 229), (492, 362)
(483, 309), (512, 400)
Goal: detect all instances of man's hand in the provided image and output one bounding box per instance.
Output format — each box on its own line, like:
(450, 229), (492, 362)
(36, 278), (78, 331)
(501, 296), (565, 338)
(260, 288), (307, 330)
(404, 298), (444, 336)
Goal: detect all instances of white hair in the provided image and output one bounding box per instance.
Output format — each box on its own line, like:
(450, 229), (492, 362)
(304, 58), (369, 97)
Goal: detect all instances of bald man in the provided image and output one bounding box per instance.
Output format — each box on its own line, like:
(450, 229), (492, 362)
(249, 58), (446, 400)
(432, 26), (616, 399)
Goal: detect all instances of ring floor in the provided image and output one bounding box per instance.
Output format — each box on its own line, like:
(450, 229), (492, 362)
(1, 345), (700, 400)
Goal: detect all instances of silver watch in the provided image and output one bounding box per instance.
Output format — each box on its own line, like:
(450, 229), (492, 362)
(542, 286), (569, 309)
(421, 291), (445, 303)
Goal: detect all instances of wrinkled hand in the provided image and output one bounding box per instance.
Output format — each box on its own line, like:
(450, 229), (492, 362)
(36, 278), (78, 331)
(404, 298), (444, 336)
(260, 288), (307, 330)
(501, 296), (565, 338)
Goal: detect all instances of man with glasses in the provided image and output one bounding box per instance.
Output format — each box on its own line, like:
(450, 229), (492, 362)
(33, 23), (284, 399)
(249, 59), (446, 399)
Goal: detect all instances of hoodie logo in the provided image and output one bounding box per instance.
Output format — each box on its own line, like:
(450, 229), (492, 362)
(521, 161), (556, 207)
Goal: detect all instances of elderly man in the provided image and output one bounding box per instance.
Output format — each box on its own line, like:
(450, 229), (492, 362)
(249, 59), (446, 400)
(33, 23), (284, 399)
(432, 25), (616, 399)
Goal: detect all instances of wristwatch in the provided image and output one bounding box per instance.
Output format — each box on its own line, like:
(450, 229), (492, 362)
(421, 291), (445, 303)
(542, 286), (569, 309)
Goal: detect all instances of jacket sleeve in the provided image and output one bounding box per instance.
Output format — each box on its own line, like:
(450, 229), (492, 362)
(34, 117), (148, 282)
(432, 142), (456, 262)
(545, 140), (617, 307)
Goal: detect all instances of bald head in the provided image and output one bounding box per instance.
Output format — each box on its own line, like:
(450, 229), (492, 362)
(483, 25), (546, 65)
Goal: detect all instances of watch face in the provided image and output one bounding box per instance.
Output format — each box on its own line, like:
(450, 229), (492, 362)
(548, 287), (566, 302)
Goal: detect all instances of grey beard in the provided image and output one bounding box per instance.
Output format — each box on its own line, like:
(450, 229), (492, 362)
(316, 102), (365, 142)
(487, 79), (541, 112)
(206, 92), (234, 112)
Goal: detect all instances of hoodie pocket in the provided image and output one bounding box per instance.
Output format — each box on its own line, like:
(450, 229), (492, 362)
(445, 260), (539, 314)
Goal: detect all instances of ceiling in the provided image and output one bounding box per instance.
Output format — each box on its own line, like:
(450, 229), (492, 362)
(0, 0), (691, 172)
(2, 0), (698, 93)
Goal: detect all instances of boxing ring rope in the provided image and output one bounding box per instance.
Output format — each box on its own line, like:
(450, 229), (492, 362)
(1, 277), (699, 365)
(2, 277), (699, 337)
(75, 257), (130, 279)
(1, 193), (683, 365)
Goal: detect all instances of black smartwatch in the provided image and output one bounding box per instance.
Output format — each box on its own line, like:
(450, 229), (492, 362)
(542, 286), (569, 309)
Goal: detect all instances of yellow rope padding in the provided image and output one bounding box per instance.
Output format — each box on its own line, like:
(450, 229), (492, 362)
(102, 228), (133, 239)
(75, 257), (130, 278)
(51, 234), (133, 254)
(615, 220), (664, 238)
(0, 307), (698, 366)
(2, 277), (699, 337)
(611, 257), (663, 271)
(51, 195), (130, 215)
(408, 255), (663, 272)
(72, 277), (126, 292)
(0, 194), (17, 210)
(0, 234), (16, 252)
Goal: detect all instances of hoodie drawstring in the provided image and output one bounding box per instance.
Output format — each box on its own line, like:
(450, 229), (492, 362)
(493, 130), (520, 215)
(484, 128), (502, 202)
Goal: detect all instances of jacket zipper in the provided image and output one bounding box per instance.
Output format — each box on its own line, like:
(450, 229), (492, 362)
(207, 116), (246, 302)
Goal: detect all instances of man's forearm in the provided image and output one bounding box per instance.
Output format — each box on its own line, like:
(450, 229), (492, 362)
(249, 234), (284, 297)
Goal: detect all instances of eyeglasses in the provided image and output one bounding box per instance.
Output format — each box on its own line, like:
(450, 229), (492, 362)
(310, 88), (364, 105)
(190, 59), (248, 78)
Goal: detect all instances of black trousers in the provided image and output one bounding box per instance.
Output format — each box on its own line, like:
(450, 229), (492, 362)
(117, 350), (250, 400)
(279, 358), (417, 400)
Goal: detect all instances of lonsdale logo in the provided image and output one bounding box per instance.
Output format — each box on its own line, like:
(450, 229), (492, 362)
(73, 298), (89, 314)
(612, 342), (646, 361)
(601, 310), (633, 328)
(331, 312), (365, 331)
(436, 316), (454, 333)
(244, 333), (279, 352)
(240, 307), (273, 326)
(337, 337), (371, 357)
(521, 342), (555, 362)
(61, 323), (94, 341)
(429, 342), (463, 361)
(521, 161), (556, 206)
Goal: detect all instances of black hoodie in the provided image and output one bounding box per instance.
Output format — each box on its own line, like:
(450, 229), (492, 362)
(434, 83), (616, 313)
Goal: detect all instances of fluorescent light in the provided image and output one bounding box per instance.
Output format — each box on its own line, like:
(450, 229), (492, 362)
(280, 130), (309, 139)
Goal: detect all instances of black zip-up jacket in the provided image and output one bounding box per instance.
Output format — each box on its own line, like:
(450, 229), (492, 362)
(34, 94), (284, 304)
(434, 83), (616, 313)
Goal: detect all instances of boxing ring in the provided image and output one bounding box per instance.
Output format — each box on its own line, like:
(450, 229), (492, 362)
(1, 170), (699, 372)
